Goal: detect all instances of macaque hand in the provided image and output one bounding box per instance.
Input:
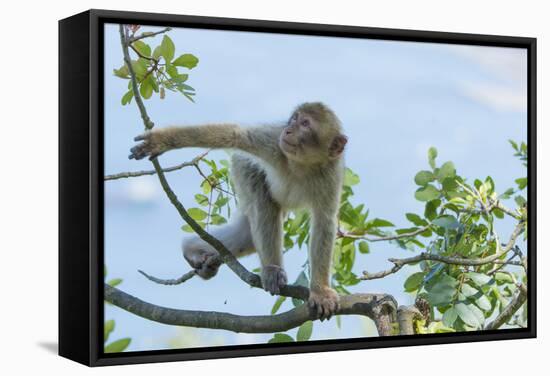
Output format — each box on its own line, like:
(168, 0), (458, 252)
(261, 265), (288, 295)
(308, 286), (340, 321)
(129, 131), (167, 160)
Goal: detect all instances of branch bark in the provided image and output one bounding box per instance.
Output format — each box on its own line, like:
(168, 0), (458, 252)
(484, 284), (528, 330)
(105, 284), (398, 335)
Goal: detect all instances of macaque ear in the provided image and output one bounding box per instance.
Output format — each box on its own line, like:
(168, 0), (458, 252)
(329, 134), (348, 158)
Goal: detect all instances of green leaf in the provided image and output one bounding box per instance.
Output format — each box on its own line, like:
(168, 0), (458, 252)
(442, 306), (458, 327)
(515, 195), (526, 207)
(121, 90), (133, 105)
(455, 303), (479, 328)
(139, 78), (153, 99)
(113, 65), (129, 78)
(432, 215), (459, 230)
(358, 241), (370, 254)
(406, 213), (428, 226)
(188, 208), (208, 221)
(428, 147), (438, 169)
(104, 320), (115, 343)
(194, 194), (209, 206)
(296, 321), (313, 341)
(414, 171), (435, 186)
(268, 333), (294, 344)
(404, 272), (425, 292)
(173, 53), (199, 69)
(436, 161), (456, 182)
(466, 272), (492, 287)
(132, 40), (151, 57)
(107, 278), (122, 287)
(271, 296), (286, 315)
(210, 214), (227, 225)
(515, 177), (527, 190)
(152, 45), (162, 59)
(495, 272), (514, 284)
(160, 35), (175, 62)
(344, 168), (360, 186)
(424, 199), (441, 220)
(369, 218), (394, 227)
(415, 185), (440, 202)
(104, 338), (131, 353)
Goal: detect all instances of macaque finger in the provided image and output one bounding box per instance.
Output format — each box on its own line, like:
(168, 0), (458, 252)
(134, 133), (146, 141)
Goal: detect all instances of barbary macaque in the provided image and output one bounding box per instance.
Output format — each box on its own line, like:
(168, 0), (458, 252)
(129, 102), (347, 320)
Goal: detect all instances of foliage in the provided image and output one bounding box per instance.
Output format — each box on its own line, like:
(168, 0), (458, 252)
(114, 25), (199, 104)
(104, 266), (132, 353)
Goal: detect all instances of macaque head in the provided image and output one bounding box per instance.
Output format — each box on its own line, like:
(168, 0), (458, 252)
(280, 102), (347, 164)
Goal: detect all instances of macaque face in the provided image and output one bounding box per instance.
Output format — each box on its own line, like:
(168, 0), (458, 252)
(280, 111), (322, 162)
(280, 109), (346, 164)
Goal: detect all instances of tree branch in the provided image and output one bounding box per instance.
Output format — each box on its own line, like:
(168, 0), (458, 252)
(138, 269), (196, 285)
(104, 152), (208, 181)
(128, 27), (172, 43)
(105, 284), (398, 335)
(361, 221), (524, 280)
(484, 284), (528, 330)
(339, 225), (430, 242)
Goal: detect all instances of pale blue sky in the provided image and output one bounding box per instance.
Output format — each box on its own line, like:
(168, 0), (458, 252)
(103, 23), (527, 351)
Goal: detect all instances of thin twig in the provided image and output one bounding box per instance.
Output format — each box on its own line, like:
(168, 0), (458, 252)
(138, 269), (196, 285)
(104, 152), (208, 181)
(339, 225), (431, 242)
(128, 27), (172, 43)
(361, 222), (524, 280)
(484, 284), (527, 330)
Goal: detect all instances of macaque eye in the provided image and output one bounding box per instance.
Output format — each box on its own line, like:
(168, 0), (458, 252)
(300, 119), (310, 127)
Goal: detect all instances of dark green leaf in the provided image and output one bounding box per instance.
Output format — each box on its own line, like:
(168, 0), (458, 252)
(406, 213), (428, 226)
(404, 272), (425, 292)
(194, 194), (209, 206)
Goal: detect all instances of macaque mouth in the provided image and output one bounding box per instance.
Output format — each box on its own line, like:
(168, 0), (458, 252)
(283, 139), (298, 147)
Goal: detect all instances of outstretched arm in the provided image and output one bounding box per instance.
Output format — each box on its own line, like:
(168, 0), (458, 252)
(129, 124), (284, 163)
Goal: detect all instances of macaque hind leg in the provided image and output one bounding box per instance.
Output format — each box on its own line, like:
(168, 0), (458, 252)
(231, 154), (287, 295)
(182, 214), (254, 279)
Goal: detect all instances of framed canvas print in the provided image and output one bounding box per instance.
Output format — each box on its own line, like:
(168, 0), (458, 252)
(59, 9), (536, 366)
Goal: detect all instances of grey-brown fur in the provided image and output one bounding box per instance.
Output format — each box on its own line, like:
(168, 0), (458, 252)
(129, 102), (347, 320)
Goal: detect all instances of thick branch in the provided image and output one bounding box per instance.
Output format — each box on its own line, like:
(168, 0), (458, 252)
(105, 284), (397, 335)
(484, 284), (528, 330)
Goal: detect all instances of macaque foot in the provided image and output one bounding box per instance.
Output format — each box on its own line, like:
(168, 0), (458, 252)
(308, 286), (340, 321)
(261, 265), (288, 295)
(183, 246), (222, 280)
(129, 131), (166, 160)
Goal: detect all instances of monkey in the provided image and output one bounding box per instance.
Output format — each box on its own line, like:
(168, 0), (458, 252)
(129, 102), (348, 320)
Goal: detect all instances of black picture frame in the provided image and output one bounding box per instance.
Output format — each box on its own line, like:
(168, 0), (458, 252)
(59, 8), (537, 367)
